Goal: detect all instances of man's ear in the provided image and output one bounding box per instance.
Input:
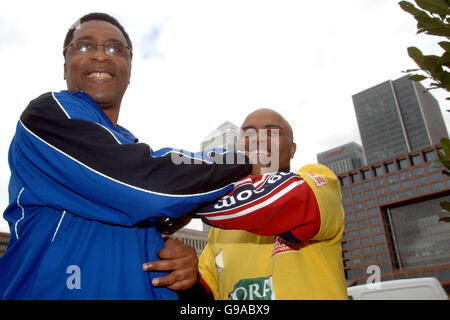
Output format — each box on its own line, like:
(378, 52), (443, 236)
(290, 142), (297, 159)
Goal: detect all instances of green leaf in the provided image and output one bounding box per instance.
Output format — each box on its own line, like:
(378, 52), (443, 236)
(442, 169), (450, 176)
(441, 137), (450, 154)
(403, 68), (421, 72)
(408, 47), (426, 69)
(399, 1), (424, 17)
(437, 52), (450, 68)
(416, 0), (449, 17)
(409, 74), (428, 81)
(438, 41), (450, 52)
(441, 201), (450, 210)
(439, 216), (450, 222)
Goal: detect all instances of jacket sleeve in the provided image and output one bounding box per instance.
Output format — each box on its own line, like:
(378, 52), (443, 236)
(13, 92), (251, 226)
(196, 164), (344, 243)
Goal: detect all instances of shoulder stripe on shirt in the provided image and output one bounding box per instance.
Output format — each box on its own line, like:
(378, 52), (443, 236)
(14, 187), (25, 240)
(51, 92), (71, 119)
(201, 179), (304, 221)
(196, 174), (303, 217)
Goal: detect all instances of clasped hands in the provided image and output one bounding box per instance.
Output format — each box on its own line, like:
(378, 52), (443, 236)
(142, 214), (197, 291)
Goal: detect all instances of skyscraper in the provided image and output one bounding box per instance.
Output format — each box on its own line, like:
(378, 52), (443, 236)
(317, 142), (366, 175)
(352, 75), (448, 165)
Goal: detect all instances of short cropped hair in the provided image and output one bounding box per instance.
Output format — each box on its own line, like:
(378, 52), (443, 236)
(63, 12), (133, 58)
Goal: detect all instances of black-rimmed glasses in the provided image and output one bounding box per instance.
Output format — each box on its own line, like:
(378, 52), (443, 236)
(63, 39), (132, 58)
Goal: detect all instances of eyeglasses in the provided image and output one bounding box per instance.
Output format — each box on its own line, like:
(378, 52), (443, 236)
(64, 39), (132, 58)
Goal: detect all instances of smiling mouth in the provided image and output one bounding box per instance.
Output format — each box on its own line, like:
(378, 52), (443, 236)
(87, 72), (112, 80)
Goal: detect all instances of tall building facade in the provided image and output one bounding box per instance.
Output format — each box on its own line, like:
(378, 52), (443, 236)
(317, 142), (366, 175)
(338, 145), (450, 291)
(352, 75), (448, 165)
(200, 121), (240, 152)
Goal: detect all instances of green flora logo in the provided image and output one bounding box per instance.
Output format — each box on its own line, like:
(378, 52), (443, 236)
(228, 276), (275, 300)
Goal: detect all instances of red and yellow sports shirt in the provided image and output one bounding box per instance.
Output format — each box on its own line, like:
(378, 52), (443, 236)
(198, 164), (348, 300)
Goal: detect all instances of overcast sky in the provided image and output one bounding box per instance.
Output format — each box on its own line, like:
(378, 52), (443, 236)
(0, 0), (448, 232)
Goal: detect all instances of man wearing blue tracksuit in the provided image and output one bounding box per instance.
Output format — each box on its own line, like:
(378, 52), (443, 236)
(0, 13), (251, 299)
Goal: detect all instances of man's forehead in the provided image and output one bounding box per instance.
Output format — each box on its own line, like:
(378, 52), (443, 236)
(72, 20), (126, 42)
(241, 110), (286, 129)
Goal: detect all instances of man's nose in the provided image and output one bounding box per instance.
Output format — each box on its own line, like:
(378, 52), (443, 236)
(90, 45), (110, 62)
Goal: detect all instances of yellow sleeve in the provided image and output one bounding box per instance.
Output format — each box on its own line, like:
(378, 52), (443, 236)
(296, 164), (345, 242)
(198, 229), (220, 299)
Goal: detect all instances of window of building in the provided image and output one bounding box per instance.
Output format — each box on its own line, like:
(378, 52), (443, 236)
(346, 212), (356, 220)
(424, 150), (436, 162)
(438, 269), (450, 281)
(415, 176), (427, 185)
(375, 244), (386, 252)
(365, 190), (375, 198)
(346, 222), (356, 230)
(344, 260), (351, 267)
(398, 158), (409, 170)
(352, 193), (362, 201)
(342, 197), (351, 204)
(385, 162), (395, 173)
(413, 167), (425, 176)
(367, 208), (378, 215)
(378, 195), (388, 203)
(403, 189), (416, 197)
(365, 199), (376, 207)
(376, 187), (387, 195)
(410, 154), (422, 166)
(348, 239), (360, 247)
(377, 254), (388, 262)
(399, 171), (412, 180)
(347, 231), (358, 238)
(362, 246), (373, 254)
(380, 264), (391, 273)
(344, 269), (352, 279)
(359, 228), (370, 236)
(344, 205), (352, 212)
(351, 173), (360, 183)
(429, 173), (441, 181)
(417, 185), (430, 194)
(364, 255), (375, 264)
(352, 258), (362, 266)
(354, 202), (364, 210)
(431, 182), (444, 190)
(370, 217), (381, 225)
(373, 166), (383, 177)
(340, 176), (349, 186)
(401, 180), (413, 188)
(341, 188), (349, 195)
(387, 175), (398, 183)
(374, 178), (385, 186)
(350, 248), (360, 256)
(372, 226), (383, 234)
(356, 211), (366, 218)
(391, 192), (402, 201)
(361, 237), (371, 245)
(389, 183), (400, 191)
(362, 170), (372, 180)
(351, 185), (362, 193)
(363, 181), (373, 190)
(352, 268), (365, 277)
(373, 235), (385, 243)
(358, 219), (368, 227)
